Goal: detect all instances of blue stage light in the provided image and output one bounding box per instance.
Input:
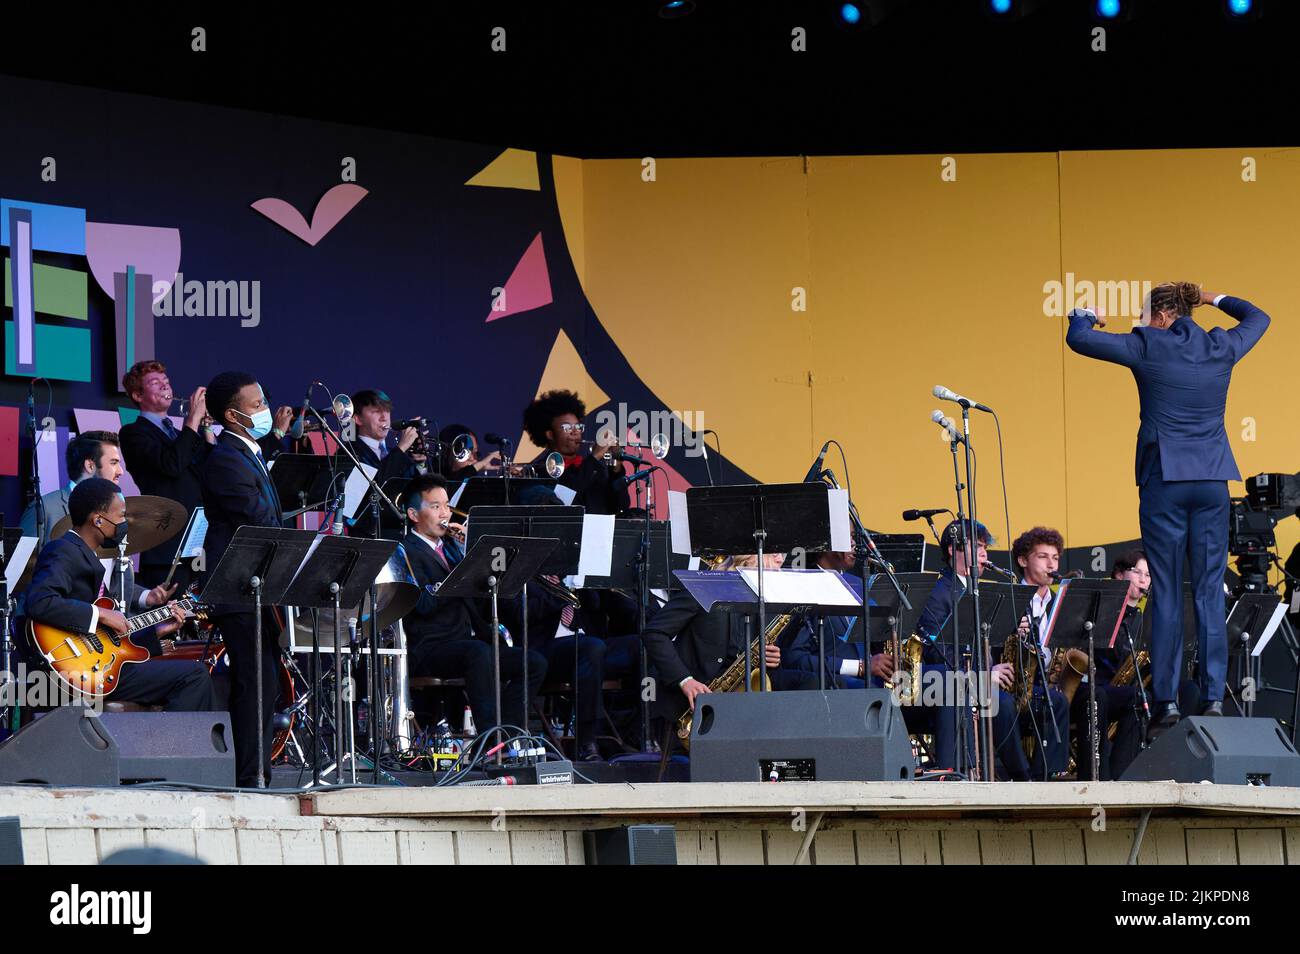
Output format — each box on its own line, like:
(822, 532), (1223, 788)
(990, 0), (1013, 12)
(840, 3), (863, 25)
(1096, 0), (1121, 17)
(1227, 0), (1252, 14)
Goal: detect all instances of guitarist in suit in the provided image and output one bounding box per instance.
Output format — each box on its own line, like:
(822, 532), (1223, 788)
(199, 371), (293, 786)
(119, 360), (215, 590)
(402, 474), (547, 732)
(24, 478), (214, 710)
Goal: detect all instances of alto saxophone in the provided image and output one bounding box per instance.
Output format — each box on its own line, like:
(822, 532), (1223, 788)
(1000, 631), (1038, 714)
(884, 631), (925, 705)
(676, 612), (797, 747)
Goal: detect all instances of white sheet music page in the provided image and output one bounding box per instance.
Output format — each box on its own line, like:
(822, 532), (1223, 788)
(737, 567), (860, 607)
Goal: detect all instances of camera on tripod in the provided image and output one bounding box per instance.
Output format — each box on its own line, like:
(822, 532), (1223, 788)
(1228, 471), (1300, 593)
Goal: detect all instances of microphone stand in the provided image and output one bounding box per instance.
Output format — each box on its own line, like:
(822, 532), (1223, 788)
(945, 433), (976, 778)
(27, 384), (47, 554)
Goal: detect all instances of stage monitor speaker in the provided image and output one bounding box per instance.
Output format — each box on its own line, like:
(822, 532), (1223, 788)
(584, 825), (677, 865)
(689, 688), (914, 783)
(0, 704), (119, 786)
(1120, 716), (1300, 786)
(99, 711), (235, 787)
(0, 817), (24, 865)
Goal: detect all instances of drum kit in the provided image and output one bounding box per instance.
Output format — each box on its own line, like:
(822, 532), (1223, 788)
(38, 493), (420, 775)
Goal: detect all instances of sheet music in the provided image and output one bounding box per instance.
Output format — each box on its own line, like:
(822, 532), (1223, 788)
(553, 484), (577, 506)
(828, 488), (851, 551)
(175, 506), (208, 560)
(577, 513), (615, 577)
(737, 567), (860, 607)
(1253, 601), (1289, 657)
(3, 536), (36, 590)
(449, 478), (468, 508)
(343, 462), (378, 518)
(668, 490), (690, 555)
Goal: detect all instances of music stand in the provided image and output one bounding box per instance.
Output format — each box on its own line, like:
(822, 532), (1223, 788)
(467, 506), (584, 733)
(279, 535), (396, 787)
(199, 526), (317, 788)
(270, 453), (348, 520)
(1041, 579), (1130, 781)
(684, 483), (839, 693)
(581, 519), (676, 591)
(435, 534), (558, 759)
(870, 533), (928, 574)
(348, 478), (411, 538)
(451, 476), (561, 511)
(1227, 593), (1286, 719)
(0, 524), (33, 735)
(674, 567), (863, 693)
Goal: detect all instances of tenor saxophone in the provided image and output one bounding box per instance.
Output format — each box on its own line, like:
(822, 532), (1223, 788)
(676, 612), (796, 747)
(884, 631), (925, 705)
(999, 631), (1038, 714)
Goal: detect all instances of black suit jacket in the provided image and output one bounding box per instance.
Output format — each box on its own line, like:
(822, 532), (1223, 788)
(640, 589), (748, 716)
(533, 452), (630, 516)
(26, 534), (117, 633)
(199, 432), (287, 608)
(119, 417), (211, 567)
(403, 533), (493, 661)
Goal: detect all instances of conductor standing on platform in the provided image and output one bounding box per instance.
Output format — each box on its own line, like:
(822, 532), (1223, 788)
(1065, 282), (1270, 739)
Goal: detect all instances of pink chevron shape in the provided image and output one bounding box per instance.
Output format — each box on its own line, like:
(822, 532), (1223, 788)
(251, 184), (368, 246)
(485, 233), (553, 321)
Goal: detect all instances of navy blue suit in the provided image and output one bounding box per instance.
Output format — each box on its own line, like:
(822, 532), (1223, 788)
(1067, 296), (1270, 707)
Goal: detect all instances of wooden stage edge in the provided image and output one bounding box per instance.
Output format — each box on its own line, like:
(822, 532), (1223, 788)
(5, 781), (1300, 864)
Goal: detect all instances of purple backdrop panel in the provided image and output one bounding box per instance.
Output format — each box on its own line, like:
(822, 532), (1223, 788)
(7, 209), (36, 375)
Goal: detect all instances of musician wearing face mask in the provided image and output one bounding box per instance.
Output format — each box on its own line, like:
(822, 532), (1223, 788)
(1010, 527), (1080, 779)
(198, 371), (295, 787)
(24, 478), (214, 711)
(343, 389), (426, 483)
(1104, 550), (1201, 777)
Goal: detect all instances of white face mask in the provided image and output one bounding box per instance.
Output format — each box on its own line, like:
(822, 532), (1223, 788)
(235, 407), (273, 440)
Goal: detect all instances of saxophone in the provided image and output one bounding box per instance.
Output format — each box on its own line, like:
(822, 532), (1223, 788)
(1000, 632), (1038, 714)
(884, 631), (925, 705)
(1111, 650), (1150, 688)
(1047, 647), (1090, 706)
(676, 612), (797, 747)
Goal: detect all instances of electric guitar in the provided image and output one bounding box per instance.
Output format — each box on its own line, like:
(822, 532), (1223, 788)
(28, 596), (209, 698)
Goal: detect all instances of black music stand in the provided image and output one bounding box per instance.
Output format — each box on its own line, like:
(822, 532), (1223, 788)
(0, 524), (27, 736)
(279, 535), (396, 787)
(1041, 579), (1130, 781)
(1227, 593), (1286, 719)
(870, 534), (928, 574)
(271, 453), (349, 520)
(673, 567), (864, 694)
(467, 506), (584, 735)
(349, 477), (411, 538)
(452, 476), (561, 511)
(684, 483), (838, 693)
(581, 519), (678, 591)
(435, 534), (558, 758)
(200, 526), (317, 788)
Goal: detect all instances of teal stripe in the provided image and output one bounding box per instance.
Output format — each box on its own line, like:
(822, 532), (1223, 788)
(125, 265), (136, 367)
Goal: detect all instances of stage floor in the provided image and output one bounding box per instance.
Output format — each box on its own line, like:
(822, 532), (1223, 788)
(5, 779), (1300, 865)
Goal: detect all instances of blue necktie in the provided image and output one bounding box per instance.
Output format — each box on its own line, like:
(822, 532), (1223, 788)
(162, 417), (178, 440)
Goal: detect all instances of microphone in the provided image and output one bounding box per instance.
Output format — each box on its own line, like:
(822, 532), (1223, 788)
(290, 382), (316, 440)
(902, 508), (947, 522)
(933, 385), (993, 414)
(614, 467), (656, 489)
(330, 487), (347, 535)
(803, 440), (831, 483)
(484, 432), (510, 447)
(1049, 570), (1084, 582)
(701, 429), (716, 486)
(607, 450), (645, 464)
(930, 410), (966, 445)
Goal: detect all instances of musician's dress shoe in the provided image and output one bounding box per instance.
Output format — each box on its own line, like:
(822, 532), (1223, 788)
(1200, 701), (1224, 717)
(1146, 702), (1180, 742)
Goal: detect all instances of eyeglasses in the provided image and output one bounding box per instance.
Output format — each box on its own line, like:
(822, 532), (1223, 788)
(557, 423), (585, 435)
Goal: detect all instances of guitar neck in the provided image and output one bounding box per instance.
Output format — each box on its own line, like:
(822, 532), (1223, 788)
(126, 597), (197, 633)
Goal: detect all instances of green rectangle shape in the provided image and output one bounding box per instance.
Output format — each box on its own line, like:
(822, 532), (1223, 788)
(4, 257), (88, 320)
(117, 407), (141, 426)
(4, 321), (92, 381)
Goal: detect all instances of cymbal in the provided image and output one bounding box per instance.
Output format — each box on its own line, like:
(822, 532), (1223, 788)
(49, 494), (188, 558)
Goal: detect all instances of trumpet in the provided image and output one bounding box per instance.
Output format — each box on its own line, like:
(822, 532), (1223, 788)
(437, 517), (466, 543)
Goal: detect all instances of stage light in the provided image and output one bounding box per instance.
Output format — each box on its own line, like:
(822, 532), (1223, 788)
(981, 0), (1043, 20)
(989, 0), (1012, 12)
(1096, 0), (1121, 17)
(657, 0), (695, 18)
(1228, 0), (1252, 13)
(840, 3), (863, 24)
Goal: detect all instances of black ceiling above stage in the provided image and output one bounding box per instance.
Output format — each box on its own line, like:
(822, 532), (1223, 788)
(4, 1), (1299, 157)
